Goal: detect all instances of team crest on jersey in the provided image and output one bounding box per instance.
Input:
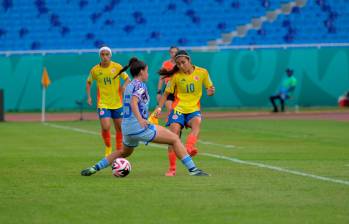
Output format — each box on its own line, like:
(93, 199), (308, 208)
(111, 68), (116, 74)
(136, 88), (145, 95)
(194, 76), (200, 81)
(172, 114), (178, 120)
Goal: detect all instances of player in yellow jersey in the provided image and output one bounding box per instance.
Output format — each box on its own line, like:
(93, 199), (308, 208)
(154, 50), (215, 176)
(86, 46), (131, 156)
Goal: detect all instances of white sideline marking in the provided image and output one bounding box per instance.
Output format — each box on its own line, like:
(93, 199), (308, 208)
(202, 153), (349, 186)
(43, 123), (100, 136)
(44, 123), (349, 186)
(198, 140), (236, 149)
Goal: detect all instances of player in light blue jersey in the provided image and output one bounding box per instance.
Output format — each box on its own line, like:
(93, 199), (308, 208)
(81, 57), (209, 176)
(121, 79), (150, 136)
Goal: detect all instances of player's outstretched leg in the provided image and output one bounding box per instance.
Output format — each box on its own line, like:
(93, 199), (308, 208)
(81, 146), (134, 176)
(153, 125), (209, 176)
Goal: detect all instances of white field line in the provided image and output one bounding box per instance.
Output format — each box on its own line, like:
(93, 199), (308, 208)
(44, 123), (349, 186)
(43, 123), (100, 136)
(202, 153), (349, 186)
(198, 140), (236, 149)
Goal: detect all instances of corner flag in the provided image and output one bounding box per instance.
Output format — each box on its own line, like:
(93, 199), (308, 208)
(41, 67), (51, 88)
(41, 67), (51, 122)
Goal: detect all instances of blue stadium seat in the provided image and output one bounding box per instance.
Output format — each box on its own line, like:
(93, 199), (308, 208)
(0, 0), (348, 51)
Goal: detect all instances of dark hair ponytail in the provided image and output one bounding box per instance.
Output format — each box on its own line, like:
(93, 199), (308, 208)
(158, 65), (179, 78)
(158, 50), (190, 78)
(114, 57), (146, 79)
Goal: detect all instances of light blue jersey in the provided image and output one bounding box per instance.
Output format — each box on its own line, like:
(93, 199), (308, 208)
(122, 79), (150, 135)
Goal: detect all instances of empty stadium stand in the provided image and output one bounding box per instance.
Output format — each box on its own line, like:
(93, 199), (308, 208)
(0, 0), (348, 51)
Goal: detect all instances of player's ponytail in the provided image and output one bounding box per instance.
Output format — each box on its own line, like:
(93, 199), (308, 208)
(114, 57), (146, 79)
(158, 49), (190, 78)
(158, 65), (179, 78)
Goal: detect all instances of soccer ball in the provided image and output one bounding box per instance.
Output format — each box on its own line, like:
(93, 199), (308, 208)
(111, 158), (131, 177)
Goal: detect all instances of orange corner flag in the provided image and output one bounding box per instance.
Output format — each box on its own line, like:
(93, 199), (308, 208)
(41, 67), (51, 88)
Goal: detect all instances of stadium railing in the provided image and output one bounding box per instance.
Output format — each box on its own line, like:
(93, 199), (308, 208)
(1, 42), (349, 56)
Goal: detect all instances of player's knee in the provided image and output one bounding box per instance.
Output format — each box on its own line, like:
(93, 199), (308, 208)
(173, 137), (182, 146)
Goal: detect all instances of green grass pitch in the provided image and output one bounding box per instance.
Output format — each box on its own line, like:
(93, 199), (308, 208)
(0, 118), (348, 224)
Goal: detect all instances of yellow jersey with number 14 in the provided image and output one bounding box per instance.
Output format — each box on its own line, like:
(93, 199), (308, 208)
(87, 61), (129, 109)
(165, 66), (213, 114)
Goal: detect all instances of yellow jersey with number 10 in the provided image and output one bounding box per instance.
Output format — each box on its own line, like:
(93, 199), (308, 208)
(87, 61), (129, 109)
(165, 66), (213, 114)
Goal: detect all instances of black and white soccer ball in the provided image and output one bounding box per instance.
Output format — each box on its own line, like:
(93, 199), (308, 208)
(111, 158), (131, 177)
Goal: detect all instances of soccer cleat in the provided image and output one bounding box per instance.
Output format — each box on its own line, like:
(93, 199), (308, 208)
(165, 169), (176, 177)
(189, 169), (209, 176)
(105, 146), (112, 157)
(81, 167), (97, 176)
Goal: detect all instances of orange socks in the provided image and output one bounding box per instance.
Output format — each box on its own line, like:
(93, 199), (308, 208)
(165, 150), (177, 176)
(186, 134), (198, 157)
(101, 130), (111, 147)
(168, 150), (177, 170)
(116, 131), (123, 151)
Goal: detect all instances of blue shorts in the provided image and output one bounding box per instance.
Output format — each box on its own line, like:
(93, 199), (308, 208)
(123, 124), (157, 148)
(97, 108), (123, 119)
(166, 110), (201, 128)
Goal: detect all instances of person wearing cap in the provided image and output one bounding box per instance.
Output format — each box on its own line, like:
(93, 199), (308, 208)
(269, 68), (297, 112)
(86, 46), (131, 156)
(154, 50), (215, 176)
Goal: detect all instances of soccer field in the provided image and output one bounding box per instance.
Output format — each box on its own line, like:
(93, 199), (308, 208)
(0, 118), (348, 224)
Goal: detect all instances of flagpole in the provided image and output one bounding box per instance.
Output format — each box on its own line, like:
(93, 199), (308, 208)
(41, 67), (51, 122)
(41, 86), (46, 122)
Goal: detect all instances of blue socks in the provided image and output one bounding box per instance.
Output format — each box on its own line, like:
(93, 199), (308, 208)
(93, 157), (109, 171)
(93, 155), (197, 173)
(181, 155), (198, 172)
